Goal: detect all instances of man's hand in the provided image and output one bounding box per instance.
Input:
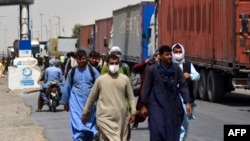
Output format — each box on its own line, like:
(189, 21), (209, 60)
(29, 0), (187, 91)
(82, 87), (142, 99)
(82, 114), (88, 124)
(64, 105), (69, 112)
(128, 115), (136, 124)
(140, 106), (148, 118)
(183, 72), (191, 79)
(186, 103), (192, 116)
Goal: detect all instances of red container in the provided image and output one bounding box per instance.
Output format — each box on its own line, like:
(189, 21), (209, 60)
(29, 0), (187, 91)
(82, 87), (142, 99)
(157, 0), (250, 69)
(79, 24), (95, 50)
(95, 17), (113, 55)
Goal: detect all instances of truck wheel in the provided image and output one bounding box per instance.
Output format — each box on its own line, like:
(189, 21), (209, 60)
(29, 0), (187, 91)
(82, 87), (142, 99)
(207, 70), (225, 102)
(199, 70), (208, 100)
(193, 81), (200, 99)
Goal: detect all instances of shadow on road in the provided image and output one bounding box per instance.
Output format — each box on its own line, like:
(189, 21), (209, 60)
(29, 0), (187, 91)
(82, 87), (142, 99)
(220, 91), (250, 107)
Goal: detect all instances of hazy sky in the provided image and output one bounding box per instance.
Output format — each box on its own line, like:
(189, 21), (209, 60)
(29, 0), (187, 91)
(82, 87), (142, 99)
(0, 0), (153, 53)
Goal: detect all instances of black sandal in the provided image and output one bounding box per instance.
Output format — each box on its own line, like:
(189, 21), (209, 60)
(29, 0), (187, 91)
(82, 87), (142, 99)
(132, 122), (138, 130)
(36, 109), (42, 112)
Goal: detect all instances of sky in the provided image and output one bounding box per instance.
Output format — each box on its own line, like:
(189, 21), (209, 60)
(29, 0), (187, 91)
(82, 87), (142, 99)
(0, 0), (153, 54)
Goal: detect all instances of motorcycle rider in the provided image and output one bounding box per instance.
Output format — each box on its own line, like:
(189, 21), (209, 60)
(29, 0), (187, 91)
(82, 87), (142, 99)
(36, 59), (64, 112)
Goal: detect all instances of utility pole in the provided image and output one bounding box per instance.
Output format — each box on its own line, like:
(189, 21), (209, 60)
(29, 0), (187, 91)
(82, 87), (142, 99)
(53, 16), (60, 37)
(43, 25), (48, 41)
(40, 13), (43, 41)
(49, 19), (52, 38)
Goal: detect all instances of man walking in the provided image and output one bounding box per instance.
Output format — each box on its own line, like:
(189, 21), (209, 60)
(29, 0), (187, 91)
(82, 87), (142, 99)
(60, 50), (100, 141)
(88, 51), (101, 72)
(101, 46), (130, 77)
(82, 54), (136, 141)
(140, 45), (192, 141)
(172, 43), (200, 141)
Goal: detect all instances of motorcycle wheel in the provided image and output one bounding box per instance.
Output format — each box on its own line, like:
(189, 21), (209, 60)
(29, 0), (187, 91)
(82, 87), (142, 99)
(52, 100), (57, 112)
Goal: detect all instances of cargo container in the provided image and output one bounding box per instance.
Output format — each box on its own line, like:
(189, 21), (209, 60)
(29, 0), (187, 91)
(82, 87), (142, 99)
(112, 1), (155, 63)
(48, 38), (58, 56)
(48, 37), (77, 56)
(155, 0), (250, 102)
(57, 37), (77, 55)
(79, 24), (95, 51)
(95, 17), (113, 55)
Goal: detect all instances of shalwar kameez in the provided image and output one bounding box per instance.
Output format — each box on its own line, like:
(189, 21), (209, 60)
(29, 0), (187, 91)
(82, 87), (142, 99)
(141, 62), (190, 141)
(60, 66), (99, 141)
(83, 73), (136, 141)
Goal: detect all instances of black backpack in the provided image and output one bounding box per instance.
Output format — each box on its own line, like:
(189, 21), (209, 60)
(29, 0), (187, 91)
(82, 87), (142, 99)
(70, 64), (95, 84)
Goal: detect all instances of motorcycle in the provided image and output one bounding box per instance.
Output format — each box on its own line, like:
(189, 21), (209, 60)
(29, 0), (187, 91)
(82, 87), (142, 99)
(45, 81), (61, 112)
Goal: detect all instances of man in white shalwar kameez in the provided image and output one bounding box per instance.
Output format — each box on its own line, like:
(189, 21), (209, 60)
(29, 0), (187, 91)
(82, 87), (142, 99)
(82, 54), (137, 141)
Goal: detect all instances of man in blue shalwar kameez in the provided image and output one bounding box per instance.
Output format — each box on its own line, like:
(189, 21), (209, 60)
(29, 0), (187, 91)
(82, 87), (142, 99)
(60, 50), (100, 141)
(140, 45), (192, 141)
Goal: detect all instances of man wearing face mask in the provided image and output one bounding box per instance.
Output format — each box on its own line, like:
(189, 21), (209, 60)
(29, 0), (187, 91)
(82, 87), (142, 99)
(100, 46), (132, 140)
(171, 43), (200, 141)
(82, 54), (136, 141)
(101, 46), (130, 77)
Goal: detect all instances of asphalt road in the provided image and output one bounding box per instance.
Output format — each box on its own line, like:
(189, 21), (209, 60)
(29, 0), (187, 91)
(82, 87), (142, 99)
(22, 89), (250, 141)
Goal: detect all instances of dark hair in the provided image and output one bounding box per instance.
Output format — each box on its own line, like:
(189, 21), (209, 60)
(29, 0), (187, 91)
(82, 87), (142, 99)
(75, 50), (87, 58)
(89, 51), (100, 58)
(106, 54), (119, 63)
(96, 52), (101, 58)
(66, 51), (75, 58)
(159, 45), (172, 55)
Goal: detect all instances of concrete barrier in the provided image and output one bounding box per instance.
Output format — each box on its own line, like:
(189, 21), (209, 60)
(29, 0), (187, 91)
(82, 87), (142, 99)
(8, 57), (41, 90)
(13, 57), (38, 67)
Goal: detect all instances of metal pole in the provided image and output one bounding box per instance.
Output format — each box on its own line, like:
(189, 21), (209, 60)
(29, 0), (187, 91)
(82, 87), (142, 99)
(36, 30), (39, 38)
(4, 29), (6, 55)
(49, 19), (52, 38)
(40, 13), (43, 41)
(55, 24), (58, 36)
(57, 16), (60, 37)
(43, 25), (48, 41)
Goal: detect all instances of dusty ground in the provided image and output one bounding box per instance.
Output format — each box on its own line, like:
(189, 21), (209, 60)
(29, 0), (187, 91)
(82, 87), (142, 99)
(0, 76), (47, 141)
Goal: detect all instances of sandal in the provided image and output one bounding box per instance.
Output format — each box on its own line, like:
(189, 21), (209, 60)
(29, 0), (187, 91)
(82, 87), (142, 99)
(36, 109), (42, 112)
(132, 122), (138, 130)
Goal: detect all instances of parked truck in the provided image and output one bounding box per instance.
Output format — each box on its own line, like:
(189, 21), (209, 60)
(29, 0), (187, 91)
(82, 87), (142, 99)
(79, 24), (95, 53)
(112, 1), (155, 64)
(95, 17), (113, 55)
(153, 0), (250, 102)
(48, 37), (77, 56)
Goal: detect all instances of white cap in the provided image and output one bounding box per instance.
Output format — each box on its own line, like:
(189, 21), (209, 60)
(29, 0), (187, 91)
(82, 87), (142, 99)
(109, 46), (122, 54)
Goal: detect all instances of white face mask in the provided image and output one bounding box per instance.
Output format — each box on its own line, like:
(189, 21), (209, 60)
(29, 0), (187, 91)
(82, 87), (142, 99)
(109, 65), (119, 74)
(174, 53), (184, 61)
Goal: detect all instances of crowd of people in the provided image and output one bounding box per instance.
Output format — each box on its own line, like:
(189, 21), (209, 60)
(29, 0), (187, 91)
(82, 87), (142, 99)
(34, 43), (200, 141)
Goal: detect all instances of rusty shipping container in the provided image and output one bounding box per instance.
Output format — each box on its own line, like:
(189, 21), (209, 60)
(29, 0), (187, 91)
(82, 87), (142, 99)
(156, 0), (250, 102)
(95, 17), (113, 55)
(79, 24), (95, 51)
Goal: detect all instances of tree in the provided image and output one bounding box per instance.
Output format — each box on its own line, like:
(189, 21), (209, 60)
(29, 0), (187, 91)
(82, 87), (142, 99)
(72, 24), (81, 38)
